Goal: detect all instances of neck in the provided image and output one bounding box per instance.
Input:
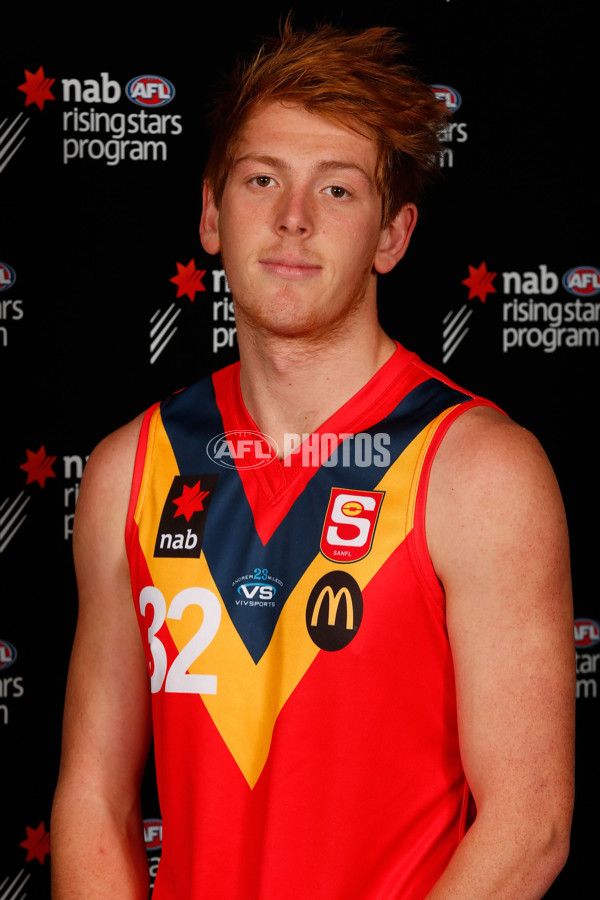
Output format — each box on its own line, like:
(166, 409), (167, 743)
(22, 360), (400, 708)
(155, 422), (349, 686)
(237, 317), (396, 456)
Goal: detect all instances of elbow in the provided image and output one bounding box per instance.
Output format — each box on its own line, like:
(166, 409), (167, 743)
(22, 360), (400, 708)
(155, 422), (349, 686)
(474, 789), (574, 893)
(539, 818), (571, 885)
(525, 800), (573, 893)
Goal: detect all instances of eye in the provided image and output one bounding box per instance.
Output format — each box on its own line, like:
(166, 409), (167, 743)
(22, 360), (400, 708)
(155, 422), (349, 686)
(323, 185), (350, 199)
(250, 175), (276, 188)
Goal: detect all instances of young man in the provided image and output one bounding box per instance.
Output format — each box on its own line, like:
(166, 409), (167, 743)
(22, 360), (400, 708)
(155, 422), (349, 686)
(51, 22), (574, 899)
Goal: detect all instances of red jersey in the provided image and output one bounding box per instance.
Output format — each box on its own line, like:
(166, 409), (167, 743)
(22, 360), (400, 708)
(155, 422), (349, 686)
(126, 344), (496, 898)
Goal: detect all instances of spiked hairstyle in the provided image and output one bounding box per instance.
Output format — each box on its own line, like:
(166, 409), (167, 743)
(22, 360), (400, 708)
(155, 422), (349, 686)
(203, 19), (449, 226)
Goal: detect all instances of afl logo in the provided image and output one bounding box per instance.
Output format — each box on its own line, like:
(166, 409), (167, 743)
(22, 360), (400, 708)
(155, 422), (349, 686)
(574, 618), (600, 648)
(431, 84), (462, 113)
(143, 818), (163, 852)
(0, 262), (16, 293)
(206, 430), (277, 470)
(0, 639), (17, 670)
(562, 266), (600, 297)
(126, 75), (175, 108)
(306, 571), (363, 651)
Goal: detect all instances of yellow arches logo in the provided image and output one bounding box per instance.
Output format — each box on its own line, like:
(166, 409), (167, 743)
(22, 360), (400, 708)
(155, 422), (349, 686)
(306, 571), (363, 651)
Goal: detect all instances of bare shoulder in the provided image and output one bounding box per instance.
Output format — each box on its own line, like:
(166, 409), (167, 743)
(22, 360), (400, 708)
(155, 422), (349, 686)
(427, 405), (569, 584)
(430, 404), (559, 496)
(78, 411), (146, 504)
(74, 412), (146, 551)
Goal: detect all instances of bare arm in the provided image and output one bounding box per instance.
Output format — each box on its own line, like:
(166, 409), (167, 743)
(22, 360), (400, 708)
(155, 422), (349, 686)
(51, 415), (152, 899)
(426, 407), (574, 899)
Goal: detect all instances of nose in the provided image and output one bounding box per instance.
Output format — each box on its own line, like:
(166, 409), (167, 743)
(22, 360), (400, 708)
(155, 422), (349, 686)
(275, 187), (313, 237)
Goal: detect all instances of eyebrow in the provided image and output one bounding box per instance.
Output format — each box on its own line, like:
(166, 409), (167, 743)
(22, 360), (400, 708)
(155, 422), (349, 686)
(233, 154), (375, 185)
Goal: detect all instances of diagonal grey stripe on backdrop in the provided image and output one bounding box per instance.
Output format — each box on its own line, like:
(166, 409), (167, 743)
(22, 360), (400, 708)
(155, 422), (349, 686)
(0, 492), (30, 553)
(0, 114), (29, 174)
(0, 869), (31, 900)
(150, 304), (182, 364)
(442, 304), (473, 364)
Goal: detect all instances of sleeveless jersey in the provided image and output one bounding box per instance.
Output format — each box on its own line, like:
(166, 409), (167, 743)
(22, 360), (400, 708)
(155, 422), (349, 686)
(126, 343), (496, 899)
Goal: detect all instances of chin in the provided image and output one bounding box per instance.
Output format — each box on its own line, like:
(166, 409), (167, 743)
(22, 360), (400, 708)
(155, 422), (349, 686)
(237, 296), (327, 334)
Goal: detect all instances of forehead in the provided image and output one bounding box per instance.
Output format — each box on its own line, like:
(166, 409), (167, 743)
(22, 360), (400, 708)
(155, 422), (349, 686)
(235, 101), (378, 171)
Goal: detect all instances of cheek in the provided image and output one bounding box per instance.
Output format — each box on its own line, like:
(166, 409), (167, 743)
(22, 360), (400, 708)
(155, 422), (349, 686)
(338, 227), (380, 272)
(220, 209), (265, 255)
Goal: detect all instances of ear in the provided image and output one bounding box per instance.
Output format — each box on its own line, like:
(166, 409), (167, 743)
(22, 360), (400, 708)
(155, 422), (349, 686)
(374, 203), (418, 275)
(199, 181), (221, 255)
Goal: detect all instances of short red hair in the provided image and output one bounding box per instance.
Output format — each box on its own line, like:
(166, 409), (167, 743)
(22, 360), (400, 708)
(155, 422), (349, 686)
(204, 19), (449, 225)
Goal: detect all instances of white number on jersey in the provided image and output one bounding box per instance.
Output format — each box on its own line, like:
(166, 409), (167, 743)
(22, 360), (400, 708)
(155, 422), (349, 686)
(139, 586), (221, 695)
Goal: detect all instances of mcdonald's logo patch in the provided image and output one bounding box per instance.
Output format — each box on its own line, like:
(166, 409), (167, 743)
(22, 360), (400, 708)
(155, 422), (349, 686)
(306, 571), (363, 651)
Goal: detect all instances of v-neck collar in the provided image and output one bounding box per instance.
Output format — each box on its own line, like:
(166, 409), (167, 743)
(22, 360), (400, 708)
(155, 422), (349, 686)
(212, 343), (425, 511)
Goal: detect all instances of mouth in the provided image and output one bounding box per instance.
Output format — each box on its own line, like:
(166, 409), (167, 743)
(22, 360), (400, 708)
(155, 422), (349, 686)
(258, 258), (322, 280)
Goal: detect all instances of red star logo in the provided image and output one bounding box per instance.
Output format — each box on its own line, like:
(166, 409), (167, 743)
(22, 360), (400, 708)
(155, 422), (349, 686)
(19, 446), (57, 488)
(173, 481), (210, 521)
(17, 67), (56, 111)
(170, 259), (207, 301)
(20, 821), (50, 865)
(462, 261), (497, 303)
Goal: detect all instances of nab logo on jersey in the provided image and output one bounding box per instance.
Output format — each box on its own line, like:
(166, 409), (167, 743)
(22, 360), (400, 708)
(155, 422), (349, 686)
(154, 474), (218, 558)
(306, 571), (363, 651)
(320, 488), (384, 563)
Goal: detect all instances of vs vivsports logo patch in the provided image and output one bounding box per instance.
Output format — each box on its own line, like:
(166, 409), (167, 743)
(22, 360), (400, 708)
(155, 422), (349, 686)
(320, 488), (384, 563)
(154, 474), (218, 558)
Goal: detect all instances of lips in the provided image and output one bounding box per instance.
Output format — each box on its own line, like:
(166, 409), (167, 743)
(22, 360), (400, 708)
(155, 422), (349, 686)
(258, 257), (322, 280)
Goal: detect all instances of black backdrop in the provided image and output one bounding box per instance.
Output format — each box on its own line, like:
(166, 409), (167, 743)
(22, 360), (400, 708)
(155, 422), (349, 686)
(1, 2), (597, 896)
